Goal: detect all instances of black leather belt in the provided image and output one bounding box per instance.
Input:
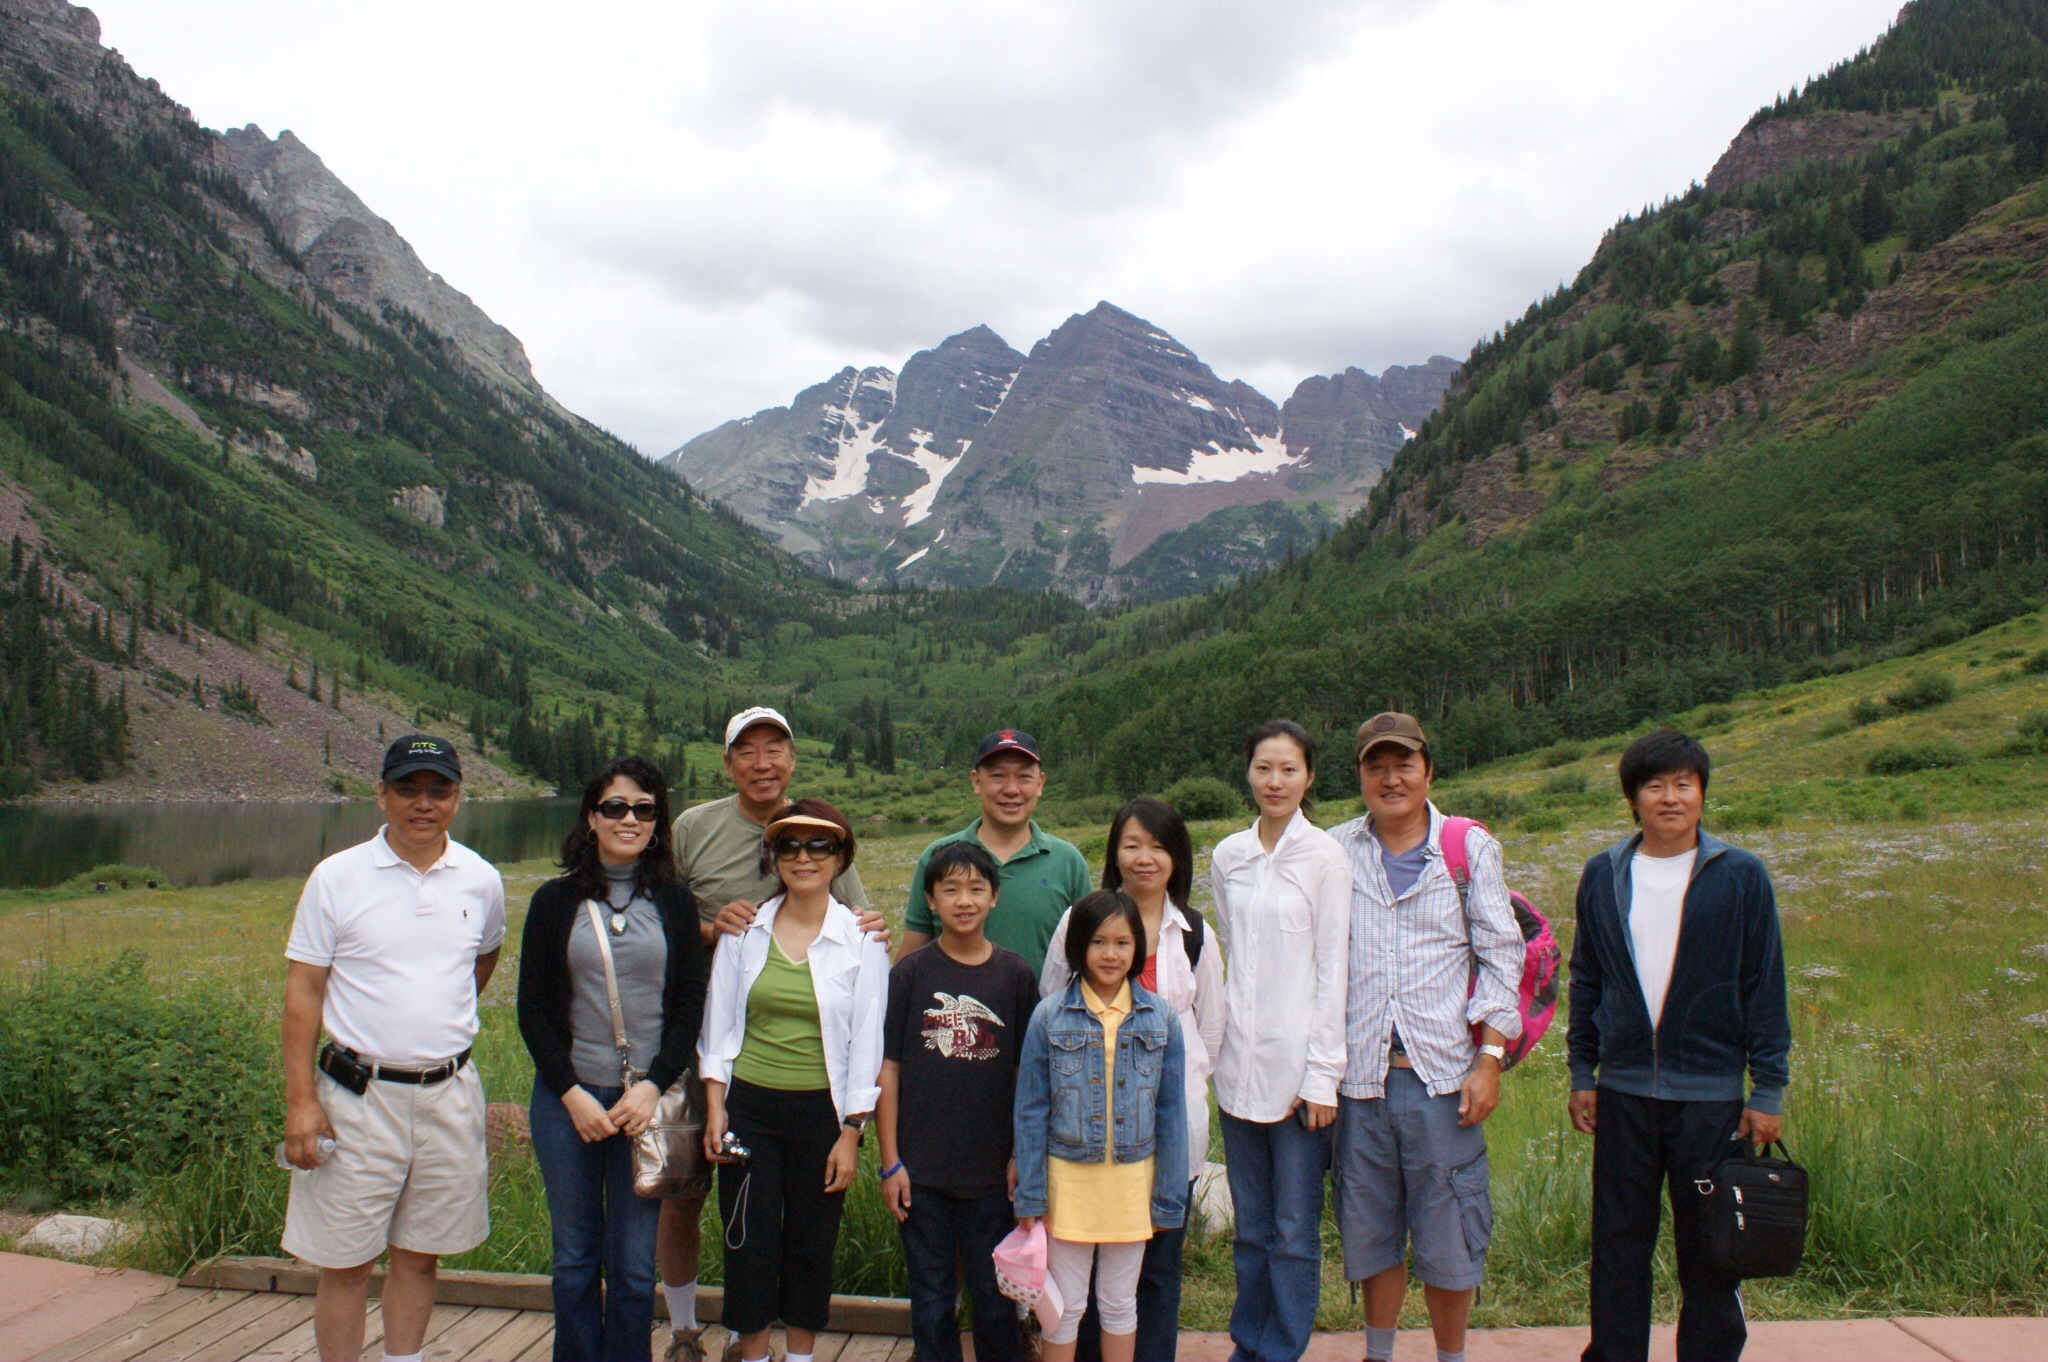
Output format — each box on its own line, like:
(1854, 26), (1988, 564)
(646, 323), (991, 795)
(320, 1043), (471, 1095)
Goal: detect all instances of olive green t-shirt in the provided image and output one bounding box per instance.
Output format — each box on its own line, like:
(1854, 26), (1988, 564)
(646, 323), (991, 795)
(731, 940), (829, 1091)
(903, 819), (1093, 974)
(671, 795), (870, 924)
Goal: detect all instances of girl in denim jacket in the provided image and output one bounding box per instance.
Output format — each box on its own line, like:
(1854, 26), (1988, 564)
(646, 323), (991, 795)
(1015, 890), (1188, 1362)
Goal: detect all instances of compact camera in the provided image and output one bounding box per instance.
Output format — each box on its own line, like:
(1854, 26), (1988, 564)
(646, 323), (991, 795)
(718, 1131), (752, 1165)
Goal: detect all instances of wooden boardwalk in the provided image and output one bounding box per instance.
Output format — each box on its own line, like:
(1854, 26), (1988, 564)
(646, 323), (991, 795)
(29, 1283), (910, 1362)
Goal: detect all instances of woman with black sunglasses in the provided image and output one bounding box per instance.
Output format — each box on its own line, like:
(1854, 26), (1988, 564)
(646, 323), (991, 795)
(697, 798), (888, 1362)
(517, 756), (709, 1362)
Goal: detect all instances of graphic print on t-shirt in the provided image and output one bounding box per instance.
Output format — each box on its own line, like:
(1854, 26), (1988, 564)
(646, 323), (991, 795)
(921, 992), (1005, 1060)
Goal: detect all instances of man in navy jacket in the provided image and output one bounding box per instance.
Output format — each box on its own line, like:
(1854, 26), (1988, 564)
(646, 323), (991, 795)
(1567, 730), (1790, 1362)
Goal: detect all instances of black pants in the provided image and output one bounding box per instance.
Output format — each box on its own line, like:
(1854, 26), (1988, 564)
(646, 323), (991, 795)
(1074, 1182), (1191, 1362)
(1584, 1089), (1747, 1362)
(717, 1081), (845, 1336)
(897, 1186), (1022, 1362)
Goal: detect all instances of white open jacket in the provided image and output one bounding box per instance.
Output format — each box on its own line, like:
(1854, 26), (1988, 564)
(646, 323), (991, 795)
(696, 893), (889, 1123)
(1041, 899), (1226, 1167)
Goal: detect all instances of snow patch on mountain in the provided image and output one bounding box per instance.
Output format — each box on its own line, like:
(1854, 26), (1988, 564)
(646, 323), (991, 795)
(897, 528), (946, 570)
(898, 430), (964, 525)
(801, 390), (894, 506)
(1130, 433), (1300, 487)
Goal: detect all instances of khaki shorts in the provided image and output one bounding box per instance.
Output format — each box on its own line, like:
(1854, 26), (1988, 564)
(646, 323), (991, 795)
(282, 1064), (489, 1269)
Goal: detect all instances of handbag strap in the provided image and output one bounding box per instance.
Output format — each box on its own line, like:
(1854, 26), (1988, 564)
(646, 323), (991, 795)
(1695, 1136), (1799, 1195)
(583, 900), (633, 1066)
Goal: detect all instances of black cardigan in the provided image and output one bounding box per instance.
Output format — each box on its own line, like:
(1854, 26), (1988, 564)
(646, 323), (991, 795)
(517, 875), (709, 1098)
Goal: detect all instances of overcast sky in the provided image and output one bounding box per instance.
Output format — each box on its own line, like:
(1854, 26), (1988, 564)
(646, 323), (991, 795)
(90, 0), (1900, 454)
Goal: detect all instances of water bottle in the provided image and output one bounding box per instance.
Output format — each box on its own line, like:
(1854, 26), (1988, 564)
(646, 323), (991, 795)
(274, 1136), (335, 1171)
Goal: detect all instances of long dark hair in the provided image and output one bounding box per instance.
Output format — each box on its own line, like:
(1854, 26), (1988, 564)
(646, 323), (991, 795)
(558, 755), (678, 902)
(1101, 795), (1193, 910)
(1243, 718), (1318, 814)
(1063, 889), (1145, 988)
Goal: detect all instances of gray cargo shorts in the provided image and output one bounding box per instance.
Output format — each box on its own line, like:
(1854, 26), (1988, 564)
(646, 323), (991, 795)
(1332, 1065), (1492, 1290)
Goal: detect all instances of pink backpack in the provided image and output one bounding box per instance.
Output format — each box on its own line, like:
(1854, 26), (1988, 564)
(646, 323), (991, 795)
(1440, 816), (1561, 1072)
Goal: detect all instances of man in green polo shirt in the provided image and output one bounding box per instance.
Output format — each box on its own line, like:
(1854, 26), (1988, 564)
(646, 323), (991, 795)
(898, 728), (1092, 974)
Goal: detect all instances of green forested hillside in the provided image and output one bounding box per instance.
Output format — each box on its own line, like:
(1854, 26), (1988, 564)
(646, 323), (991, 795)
(978, 0), (2048, 800)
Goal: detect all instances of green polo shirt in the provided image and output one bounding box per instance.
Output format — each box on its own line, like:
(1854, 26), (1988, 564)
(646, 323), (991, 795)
(904, 818), (1093, 974)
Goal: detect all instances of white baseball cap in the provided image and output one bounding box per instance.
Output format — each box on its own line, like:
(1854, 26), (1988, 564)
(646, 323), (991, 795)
(724, 706), (794, 749)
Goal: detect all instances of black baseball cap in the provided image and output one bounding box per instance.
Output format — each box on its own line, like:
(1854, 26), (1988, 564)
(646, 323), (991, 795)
(974, 728), (1041, 767)
(381, 734), (463, 784)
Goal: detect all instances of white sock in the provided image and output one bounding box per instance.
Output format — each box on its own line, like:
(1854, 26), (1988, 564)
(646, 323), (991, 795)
(383, 1354), (423, 1362)
(787, 1353), (815, 1362)
(1365, 1325), (1396, 1361)
(663, 1281), (698, 1331)
(1438, 1351), (1466, 1362)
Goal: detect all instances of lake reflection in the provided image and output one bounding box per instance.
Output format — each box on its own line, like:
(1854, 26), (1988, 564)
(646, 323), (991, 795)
(0, 799), (579, 889)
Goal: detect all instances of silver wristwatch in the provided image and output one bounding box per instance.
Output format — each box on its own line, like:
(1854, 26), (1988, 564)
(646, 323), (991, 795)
(1476, 1043), (1508, 1064)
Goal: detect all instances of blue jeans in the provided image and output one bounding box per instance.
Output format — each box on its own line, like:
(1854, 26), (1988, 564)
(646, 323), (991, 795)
(897, 1187), (1022, 1362)
(530, 1080), (661, 1362)
(1220, 1110), (1333, 1362)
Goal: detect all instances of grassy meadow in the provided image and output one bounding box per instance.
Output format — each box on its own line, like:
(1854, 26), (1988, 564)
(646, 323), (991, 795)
(6, 611), (2048, 1328)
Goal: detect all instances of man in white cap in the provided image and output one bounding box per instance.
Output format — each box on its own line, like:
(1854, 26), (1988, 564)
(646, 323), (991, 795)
(657, 705), (881, 1361)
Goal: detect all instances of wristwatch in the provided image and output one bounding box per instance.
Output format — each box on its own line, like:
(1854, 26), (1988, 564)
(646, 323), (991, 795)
(1477, 1043), (1508, 1064)
(842, 1114), (869, 1138)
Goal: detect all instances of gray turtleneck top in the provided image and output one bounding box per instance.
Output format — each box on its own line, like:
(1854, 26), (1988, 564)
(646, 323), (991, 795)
(566, 861), (668, 1088)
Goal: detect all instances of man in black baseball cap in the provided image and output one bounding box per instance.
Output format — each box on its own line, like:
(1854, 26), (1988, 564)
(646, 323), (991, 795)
(897, 727), (1091, 973)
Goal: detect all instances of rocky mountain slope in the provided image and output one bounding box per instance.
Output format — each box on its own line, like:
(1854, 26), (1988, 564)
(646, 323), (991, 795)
(0, 0), (833, 798)
(663, 304), (1455, 601)
(986, 0), (2048, 796)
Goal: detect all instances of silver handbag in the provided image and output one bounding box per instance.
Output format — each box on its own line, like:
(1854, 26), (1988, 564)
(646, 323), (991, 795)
(583, 901), (711, 1199)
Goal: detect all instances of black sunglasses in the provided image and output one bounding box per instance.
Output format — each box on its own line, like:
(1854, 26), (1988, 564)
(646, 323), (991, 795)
(595, 799), (659, 823)
(773, 835), (844, 861)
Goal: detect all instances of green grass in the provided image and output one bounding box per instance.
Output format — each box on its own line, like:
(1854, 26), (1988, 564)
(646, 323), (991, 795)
(8, 632), (2048, 1327)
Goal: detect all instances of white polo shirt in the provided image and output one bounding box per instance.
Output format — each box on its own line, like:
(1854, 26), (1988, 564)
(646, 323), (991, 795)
(285, 827), (506, 1066)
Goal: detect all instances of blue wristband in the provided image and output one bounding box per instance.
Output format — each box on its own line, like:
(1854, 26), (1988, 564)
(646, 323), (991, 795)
(881, 1160), (904, 1180)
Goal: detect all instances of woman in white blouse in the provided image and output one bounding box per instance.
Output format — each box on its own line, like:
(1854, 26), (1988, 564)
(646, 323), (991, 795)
(1208, 721), (1351, 1362)
(1041, 795), (1223, 1362)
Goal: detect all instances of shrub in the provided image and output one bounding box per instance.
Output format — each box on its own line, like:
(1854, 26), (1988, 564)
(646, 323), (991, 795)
(1539, 743), (1584, 768)
(1541, 770), (1588, 796)
(0, 953), (274, 1202)
(2025, 648), (2048, 674)
(1444, 786), (1529, 826)
(1866, 741), (1969, 775)
(1161, 775), (1243, 821)
(1848, 696), (1885, 727)
(1885, 671), (1956, 713)
(2007, 710), (2048, 755)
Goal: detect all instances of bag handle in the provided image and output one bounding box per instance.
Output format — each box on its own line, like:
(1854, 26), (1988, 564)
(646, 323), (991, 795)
(583, 900), (635, 1081)
(1694, 1136), (1798, 1195)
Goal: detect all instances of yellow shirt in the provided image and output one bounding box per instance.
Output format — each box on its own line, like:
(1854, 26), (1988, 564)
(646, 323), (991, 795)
(1045, 978), (1155, 1243)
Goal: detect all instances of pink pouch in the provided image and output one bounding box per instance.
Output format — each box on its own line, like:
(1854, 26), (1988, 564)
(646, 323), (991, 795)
(992, 1221), (1064, 1334)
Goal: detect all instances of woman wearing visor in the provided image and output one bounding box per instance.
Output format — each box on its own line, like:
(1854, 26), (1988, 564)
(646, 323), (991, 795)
(698, 799), (889, 1362)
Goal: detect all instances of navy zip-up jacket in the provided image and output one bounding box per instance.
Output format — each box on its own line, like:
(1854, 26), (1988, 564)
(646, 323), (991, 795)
(1566, 829), (1790, 1114)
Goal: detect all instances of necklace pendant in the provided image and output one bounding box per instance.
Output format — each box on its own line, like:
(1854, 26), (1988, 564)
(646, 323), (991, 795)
(609, 912), (626, 936)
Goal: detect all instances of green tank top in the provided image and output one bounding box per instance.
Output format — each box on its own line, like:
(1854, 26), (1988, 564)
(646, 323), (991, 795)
(732, 938), (830, 1091)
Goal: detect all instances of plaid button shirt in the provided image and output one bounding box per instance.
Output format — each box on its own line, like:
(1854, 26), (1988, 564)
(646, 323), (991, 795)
(1330, 804), (1525, 1100)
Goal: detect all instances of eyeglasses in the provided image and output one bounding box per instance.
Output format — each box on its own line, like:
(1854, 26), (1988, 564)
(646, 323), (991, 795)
(595, 800), (659, 823)
(773, 836), (844, 861)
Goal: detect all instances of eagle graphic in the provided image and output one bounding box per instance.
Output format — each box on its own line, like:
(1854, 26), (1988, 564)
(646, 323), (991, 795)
(922, 992), (1004, 1060)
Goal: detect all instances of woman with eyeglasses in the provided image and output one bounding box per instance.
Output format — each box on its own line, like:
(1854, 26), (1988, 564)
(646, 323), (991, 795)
(517, 756), (709, 1362)
(697, 798), (888, 1362)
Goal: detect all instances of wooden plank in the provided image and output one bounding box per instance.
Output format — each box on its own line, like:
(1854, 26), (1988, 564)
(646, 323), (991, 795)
(836, 1333), (898, 1361)
(825, 1296), (912, 1338)
(164, 1293), (311, 1362)
(149, 1294), (305, 1351)
(422, 1305), (521, 1361)
(365, 1304), (471, 1362)
(191, 1294), (315, 1362)
(178, 1261), (280, 1294)
(511, 1320), (554, 1362)
(462, 1310), (550, 1362)
(24, 1286), (197, 1362)
(809, 1330), (851, 1361)
(34, 1288), (249, 1362)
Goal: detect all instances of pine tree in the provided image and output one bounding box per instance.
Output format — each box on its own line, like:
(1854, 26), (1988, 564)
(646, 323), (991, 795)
(308, 660), (321, 701)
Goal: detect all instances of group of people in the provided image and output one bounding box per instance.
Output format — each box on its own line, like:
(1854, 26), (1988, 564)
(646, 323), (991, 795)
(277, 706), (1791, 1362)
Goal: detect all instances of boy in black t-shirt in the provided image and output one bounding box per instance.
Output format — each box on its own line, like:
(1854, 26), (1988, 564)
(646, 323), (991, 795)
(880, 840), (1038, 1362)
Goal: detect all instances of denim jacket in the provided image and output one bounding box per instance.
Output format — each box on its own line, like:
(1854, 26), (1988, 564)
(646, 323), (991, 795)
(1012, 977), (1188, 1228)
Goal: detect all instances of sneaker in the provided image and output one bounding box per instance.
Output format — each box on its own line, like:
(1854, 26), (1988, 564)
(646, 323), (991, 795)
(718, 1340), (780, 1362)
(664, 1326), (707, 1362)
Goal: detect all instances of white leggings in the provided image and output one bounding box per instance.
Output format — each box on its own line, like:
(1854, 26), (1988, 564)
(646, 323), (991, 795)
(1044, 1236), (1146, 1345)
